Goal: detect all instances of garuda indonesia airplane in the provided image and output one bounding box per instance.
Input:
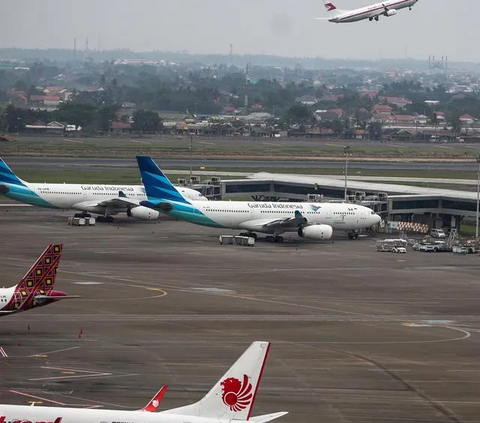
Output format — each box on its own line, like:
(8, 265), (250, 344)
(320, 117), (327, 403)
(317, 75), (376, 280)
(136, 156), (381, 242)
(0, 157), (206, 222)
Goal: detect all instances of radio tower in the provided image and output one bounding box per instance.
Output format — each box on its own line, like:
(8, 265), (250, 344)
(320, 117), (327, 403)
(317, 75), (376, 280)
(84, 36), (89, 61)
(73, 37), (77, 68)
(244, 62), (250, 108)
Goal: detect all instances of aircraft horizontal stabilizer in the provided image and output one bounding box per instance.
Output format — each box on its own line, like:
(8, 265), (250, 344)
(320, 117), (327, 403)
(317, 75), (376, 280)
(249, 412), (289, 423)
(0, 310), (18, 315)
(33, 294), (80, 305)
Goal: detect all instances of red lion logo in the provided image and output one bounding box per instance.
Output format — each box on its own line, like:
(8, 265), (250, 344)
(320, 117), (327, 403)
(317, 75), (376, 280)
(221, 374), (253, 411)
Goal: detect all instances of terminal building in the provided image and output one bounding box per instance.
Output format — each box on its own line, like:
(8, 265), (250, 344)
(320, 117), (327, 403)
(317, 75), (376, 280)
(190, 173), (479, 231)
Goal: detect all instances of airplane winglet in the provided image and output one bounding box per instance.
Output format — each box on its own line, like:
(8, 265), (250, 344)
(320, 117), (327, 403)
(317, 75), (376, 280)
(142, 385), (168, 412)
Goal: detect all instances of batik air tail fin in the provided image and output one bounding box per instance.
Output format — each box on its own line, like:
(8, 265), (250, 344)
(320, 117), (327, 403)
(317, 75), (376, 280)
(136, 156), (191, 206)
(0, 245), (63, 315)
(14, 244), (77, 310)
(17, 244), (63, 294)
(163, 342), (288, 422)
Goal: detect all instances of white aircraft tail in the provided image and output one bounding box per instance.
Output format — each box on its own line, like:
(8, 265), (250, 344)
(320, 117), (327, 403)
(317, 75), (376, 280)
(322, 0), (346, 17)
(164, 342), (286, 422)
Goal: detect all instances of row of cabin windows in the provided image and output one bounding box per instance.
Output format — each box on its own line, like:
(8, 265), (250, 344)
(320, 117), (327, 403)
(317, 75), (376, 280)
(40, 191), (143, 197)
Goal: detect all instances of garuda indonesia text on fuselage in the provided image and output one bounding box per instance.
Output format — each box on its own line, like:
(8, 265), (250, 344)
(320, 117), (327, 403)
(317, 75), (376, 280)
(0, 157), (206, 222)
(319, 0), (419, 23)
(136, 156), (381, 242)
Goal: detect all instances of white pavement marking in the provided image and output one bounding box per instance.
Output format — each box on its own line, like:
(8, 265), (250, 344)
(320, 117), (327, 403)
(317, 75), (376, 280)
(262, 142), (282, 146)
(0, 347), (8, 357)
(9, 390), (67, 405)
(29, 366), (113, 381)
(198, 141), (216, 145)
(29, 346), (81, 357)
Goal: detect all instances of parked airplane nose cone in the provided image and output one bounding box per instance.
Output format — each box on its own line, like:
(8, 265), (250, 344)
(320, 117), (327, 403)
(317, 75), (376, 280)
(374, 214), (381, 224)
(0, 184), (9, 194)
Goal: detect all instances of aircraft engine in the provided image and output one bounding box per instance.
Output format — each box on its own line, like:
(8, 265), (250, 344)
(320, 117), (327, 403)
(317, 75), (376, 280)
(127, 206), (160, 221)
(298, 224), (333, 240)
(384, 9), (397, 16)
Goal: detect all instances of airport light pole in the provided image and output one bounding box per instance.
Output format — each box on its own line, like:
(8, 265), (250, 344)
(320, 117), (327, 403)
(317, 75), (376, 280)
(189, 134), (193, 187)
(344, 145), (350, 202)
(476, 155), (480, 239)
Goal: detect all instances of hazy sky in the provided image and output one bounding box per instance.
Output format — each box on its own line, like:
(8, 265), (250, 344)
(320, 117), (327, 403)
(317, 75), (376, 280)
(2, 0), (477, 62)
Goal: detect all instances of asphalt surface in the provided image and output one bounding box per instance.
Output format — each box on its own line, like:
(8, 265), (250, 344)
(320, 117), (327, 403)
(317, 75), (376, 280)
(1, 209), (480, 423)
(4, 155), (480, 171)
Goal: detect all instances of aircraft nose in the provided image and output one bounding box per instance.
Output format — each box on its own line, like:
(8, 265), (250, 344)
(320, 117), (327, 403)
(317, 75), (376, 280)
(374, 214), (381, 225)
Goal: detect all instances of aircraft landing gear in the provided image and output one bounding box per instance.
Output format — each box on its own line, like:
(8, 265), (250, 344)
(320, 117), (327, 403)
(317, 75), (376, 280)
(374, 16), (379, 21)
(369, 17), (373, 21)
(266, 235), (284, 243)
(348, 231), (359, 240)
(97, 216), (115, 223)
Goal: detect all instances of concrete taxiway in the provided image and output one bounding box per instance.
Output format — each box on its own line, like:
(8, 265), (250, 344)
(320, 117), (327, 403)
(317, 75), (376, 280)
(5, 155), (480, 172)
(1, 208), (480, 423)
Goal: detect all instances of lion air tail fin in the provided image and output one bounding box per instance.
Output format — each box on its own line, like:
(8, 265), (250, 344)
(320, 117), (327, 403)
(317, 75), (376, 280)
(162, 342), (285, 421)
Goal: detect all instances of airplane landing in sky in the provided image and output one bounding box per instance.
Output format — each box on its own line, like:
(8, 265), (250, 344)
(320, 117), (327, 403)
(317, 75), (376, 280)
(318, 0), (419, 23)
(0, 244), (78, 317)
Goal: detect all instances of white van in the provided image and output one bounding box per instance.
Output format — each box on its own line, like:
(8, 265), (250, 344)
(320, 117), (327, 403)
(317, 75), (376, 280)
(430, 229), (446, 238)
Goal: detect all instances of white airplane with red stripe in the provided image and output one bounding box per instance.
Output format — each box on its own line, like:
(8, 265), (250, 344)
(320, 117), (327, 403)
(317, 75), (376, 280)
(319, 0), (419, 23)
(0, 342), (287, 423)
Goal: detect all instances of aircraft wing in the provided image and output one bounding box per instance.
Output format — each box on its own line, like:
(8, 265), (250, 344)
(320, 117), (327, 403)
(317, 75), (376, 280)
(34, 295), (80, 305)
(240, 210), (309, 231)
(74, 192), (143, 210)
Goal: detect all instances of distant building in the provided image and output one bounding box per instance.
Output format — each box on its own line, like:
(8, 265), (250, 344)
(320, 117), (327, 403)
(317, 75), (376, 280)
(295, 95), (317, 106)
(25, 120), (66, 134)
(316, 109), (346, 121)
(381, 97), (412, 109)
(459, 114), (476, 125)
(110, 122), (133, 133)
(372, 104), (393, 115)
(391, 114), (415, 124)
